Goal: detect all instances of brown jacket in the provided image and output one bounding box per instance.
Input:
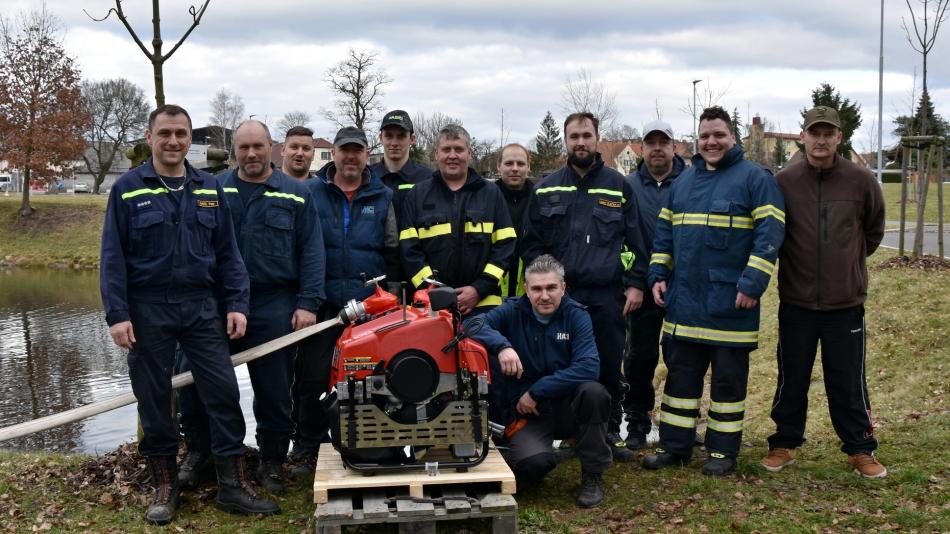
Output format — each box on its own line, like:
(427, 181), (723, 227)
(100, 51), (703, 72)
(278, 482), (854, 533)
(776, 155), (885, 310)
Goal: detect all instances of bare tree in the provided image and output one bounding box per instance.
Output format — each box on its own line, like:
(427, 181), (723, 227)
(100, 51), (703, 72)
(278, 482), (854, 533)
(276, 110), (312, 138)
(410, 111), (463, 166)
(82, 78), (149, 193)
(208, 88), (245, 149)
(602, 124), (640, 142)
(560, 69), (618, 133)
(321, 48), (392, 130)
(902, 0), (950, 137)
(85, 0), (210, 107)
(679, 80), (731, 120)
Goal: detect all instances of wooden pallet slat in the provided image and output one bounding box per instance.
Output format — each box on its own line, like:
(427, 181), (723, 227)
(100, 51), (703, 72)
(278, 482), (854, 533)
(441, 488), (472, 514)
(362, 489), (390, 519)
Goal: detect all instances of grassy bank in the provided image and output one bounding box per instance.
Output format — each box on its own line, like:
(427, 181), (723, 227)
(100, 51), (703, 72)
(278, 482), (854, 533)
(882, 182), (949, 225)
(0, 195), (106, 268)
(1, 254), (948, 533)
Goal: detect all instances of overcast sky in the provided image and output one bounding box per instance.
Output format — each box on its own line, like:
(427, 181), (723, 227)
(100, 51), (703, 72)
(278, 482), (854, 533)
(7, 0), (950, 152)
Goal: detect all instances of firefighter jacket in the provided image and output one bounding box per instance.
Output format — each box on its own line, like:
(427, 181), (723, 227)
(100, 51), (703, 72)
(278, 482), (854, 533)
(647, 145), (785, 348)
(310, 163), (399, 307)
(369, 159), (432, 219)
(521, 155), (648, 291)
(465, 296), (599, 407)
(498, 179), (535, 298)
(100, 158), (249, 326)
(220, 166), (325, 313)
(398, 168), (516, 309)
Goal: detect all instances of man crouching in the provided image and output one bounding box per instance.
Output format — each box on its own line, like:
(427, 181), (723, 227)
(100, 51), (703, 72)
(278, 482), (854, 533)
(465, 255), (611, 508)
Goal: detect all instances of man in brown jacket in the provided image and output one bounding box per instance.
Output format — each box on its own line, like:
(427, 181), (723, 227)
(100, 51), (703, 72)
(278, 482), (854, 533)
(762, 106), (887, 478)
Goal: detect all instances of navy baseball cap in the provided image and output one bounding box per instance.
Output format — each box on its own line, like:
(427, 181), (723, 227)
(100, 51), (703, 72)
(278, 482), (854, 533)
(380, 110), (413, 132)
(333, 126), (368, 148)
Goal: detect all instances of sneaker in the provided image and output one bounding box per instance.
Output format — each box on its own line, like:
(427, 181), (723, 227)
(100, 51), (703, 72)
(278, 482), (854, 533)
(701, 453), (736, 476)
(761, 447), (796, 472)
(575, 471), (604, 508)
(607, 432), (636, 463)
(641, 449), (689, 470)
(848, 453), (887, 479)
(624, 433), (647, 451)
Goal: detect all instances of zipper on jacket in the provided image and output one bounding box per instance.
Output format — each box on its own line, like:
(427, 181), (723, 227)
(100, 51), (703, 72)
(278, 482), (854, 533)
(816, 171), (823, 308)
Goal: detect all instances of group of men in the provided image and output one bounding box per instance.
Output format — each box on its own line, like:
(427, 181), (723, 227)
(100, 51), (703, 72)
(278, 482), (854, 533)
(100, 100), (886, 523)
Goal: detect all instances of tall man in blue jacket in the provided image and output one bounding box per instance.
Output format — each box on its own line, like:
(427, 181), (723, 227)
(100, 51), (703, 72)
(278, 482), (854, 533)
(100, 105), (277, 523)
(622, 120), (685, 451)
(521, 112), (648, 462)
(466, 255), (611, 508)
(177, 120), (326, 497)
(643, 106), (785, 476)
(289, 126), (399, 477)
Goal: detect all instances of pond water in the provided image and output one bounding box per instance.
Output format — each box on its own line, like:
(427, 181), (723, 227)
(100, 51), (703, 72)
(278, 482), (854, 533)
(0, 269), (259, 455)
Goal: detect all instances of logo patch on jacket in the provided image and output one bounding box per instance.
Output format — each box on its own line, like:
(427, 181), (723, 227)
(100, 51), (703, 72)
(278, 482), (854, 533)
(598, 198), (621, 209)
(556, 332), (570, 341)
(135, 200), (152, 209)
(361, 205), (375, 216)
(197, 200), (219, 208)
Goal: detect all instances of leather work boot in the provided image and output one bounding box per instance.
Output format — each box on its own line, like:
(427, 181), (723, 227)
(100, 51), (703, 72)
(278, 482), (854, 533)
(641, 448), (690, 470)
(575, 471), (605, 508)
(288, 447), (317, 481)
(761, 447), (796, 472)
(145, 456), (180, 525)
(848, 453), (887, 479)
(606, 432), (636, 463)
(178, 430), (213, 489)
(214, 455), (280, 516)
(624, 433), (647, 451)
(256, 432), (290, 495)
(701, 452), (737, 476)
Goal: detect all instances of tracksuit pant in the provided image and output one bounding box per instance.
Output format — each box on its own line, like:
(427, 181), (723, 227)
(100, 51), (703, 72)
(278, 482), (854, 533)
(291, 305), (343, 453)
(569, 286), (627, 432)
(129, 297), (245, 457)
(504, 382), (612, 484)
(657, 338), (749, 459)
(767, 303), (878, 455)
(623, 303), (665, 439)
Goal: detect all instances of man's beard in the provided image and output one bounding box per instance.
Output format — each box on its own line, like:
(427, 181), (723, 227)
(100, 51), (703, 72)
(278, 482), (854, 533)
(568, 150), (595, 169)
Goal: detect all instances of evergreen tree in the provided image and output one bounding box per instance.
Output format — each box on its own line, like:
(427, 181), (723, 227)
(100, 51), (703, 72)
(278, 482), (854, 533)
(731, 108), (743, 149)
(534, 111), (562, 173)
(801, 82), (862, 159)
(773, 138), (788, 169)
(893, 90), (950, 167)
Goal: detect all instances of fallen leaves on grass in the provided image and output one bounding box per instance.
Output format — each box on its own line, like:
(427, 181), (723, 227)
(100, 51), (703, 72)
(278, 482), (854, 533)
(874, 255), (950, 271)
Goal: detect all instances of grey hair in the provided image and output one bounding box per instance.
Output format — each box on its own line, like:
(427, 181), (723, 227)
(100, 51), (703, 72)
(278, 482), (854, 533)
(233, 119), (273, 148)
(525, 254), (565, 281)
(437, 123), (471, 150)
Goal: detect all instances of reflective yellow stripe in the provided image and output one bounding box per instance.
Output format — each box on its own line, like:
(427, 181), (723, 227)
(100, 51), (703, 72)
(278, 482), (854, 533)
(671, 212), (754, 229)
(663, 320), (758, 345)
(476, 294), (502, 308)
(418, 223), (452, 239)
(747, 255), (775, 276)
(752, 204), (786, 224)
(620, 249), (634, 271)
(483, 263), (504, 280)
(121, 187), (168, 200)
(587, 188), (626, 203)
(411, 266), (433, 287)
(651, 253), (673, 269)
(492, 227), (517, 243)
(707, 417), (744, 433)
(464, 221), (494, 234)
(710, 400), (746, 414)
(658, 207), (672, 221)
(659, 410), (697, 429)
(192, 189), (217, 196)
(662, 394), (700, 410)
(398, 183), (414, 190)
(223, 187), (239, 193)
(536, 186), (577, 195)
(399, 227), (419, 240)
(263, 191), (305, 204)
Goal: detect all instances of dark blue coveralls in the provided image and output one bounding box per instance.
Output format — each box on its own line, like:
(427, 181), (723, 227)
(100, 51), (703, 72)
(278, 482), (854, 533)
(100, 158), (250, 458)
(178, 166), (325, 450)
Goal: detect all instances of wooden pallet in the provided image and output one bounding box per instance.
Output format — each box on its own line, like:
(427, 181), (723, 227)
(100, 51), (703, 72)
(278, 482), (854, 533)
(313, 444), (516, 504)
(314, 485), (518, 534)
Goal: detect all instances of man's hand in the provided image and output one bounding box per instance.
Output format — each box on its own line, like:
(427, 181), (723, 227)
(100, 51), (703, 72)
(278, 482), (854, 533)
(291, 309), (317, 331)
(652, 281), (668, 307)
(109, 321), (136, 349)
(227, 312), (247, 340)
(498, 347), (524, 378)
(455, 285), (480, 315)
(735, 291), (758, 309)
(623, 286), (644, 315)
(516, 391), (539, 416)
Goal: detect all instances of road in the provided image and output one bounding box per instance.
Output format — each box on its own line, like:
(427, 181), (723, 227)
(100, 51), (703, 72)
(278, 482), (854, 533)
(880, 222), (950, 258)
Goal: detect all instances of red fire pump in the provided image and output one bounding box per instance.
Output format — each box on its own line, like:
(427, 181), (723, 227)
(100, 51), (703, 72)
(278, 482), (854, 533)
(325, 276), (491, 472)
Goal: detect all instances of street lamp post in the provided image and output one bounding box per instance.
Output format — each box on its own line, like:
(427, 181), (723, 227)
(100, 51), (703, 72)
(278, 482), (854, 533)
(692, 79), (702, 155)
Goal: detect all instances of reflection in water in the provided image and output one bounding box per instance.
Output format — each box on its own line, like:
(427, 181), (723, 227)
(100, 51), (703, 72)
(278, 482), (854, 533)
(0, 269), (259, 454)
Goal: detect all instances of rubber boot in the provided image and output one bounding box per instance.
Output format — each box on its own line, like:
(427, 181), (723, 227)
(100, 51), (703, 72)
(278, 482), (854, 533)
(214, 455), (280, 516)
(178, 428), (213, 489)
(256, 432), (290, 495)
(145, 456), (180, 525)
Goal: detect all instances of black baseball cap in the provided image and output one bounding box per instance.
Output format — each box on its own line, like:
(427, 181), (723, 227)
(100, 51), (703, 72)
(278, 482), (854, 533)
(333, 126), (368, 148)
(380, 110), (413, 132)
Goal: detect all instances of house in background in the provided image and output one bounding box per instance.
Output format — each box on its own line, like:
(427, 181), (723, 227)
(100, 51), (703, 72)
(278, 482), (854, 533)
(742, 116), (800, 170)
(597, 139), (695, 175)
(271, 137), (334, 174)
